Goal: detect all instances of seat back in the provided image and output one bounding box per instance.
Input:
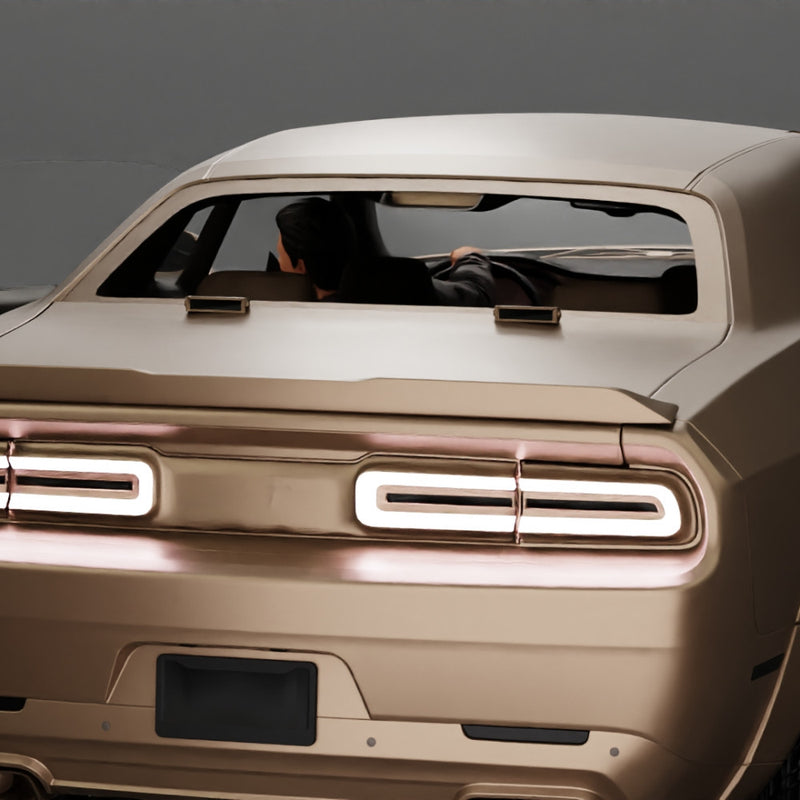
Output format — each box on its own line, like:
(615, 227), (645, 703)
(339, 256), (436, 305)
(196, 271), (316, 301)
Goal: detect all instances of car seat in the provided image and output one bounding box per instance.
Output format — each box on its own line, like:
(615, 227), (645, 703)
(338, 256), (437, 305)
(196, 271), (316, 302)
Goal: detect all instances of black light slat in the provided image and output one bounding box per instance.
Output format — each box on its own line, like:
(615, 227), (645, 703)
(386, 493), (513, 508)
(15, 476), (133, 492)
(526, 498), (657, 513)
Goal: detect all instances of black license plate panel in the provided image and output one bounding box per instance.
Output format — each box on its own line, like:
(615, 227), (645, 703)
(156, 654), (317, 746)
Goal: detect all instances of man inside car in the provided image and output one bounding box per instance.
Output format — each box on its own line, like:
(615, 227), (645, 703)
(275, 197), (356, 301)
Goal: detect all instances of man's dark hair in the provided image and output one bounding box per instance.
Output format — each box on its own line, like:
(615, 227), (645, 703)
(276, 197), (355, 291)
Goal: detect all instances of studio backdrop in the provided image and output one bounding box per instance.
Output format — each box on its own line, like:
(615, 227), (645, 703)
(2, 0), (798, 287)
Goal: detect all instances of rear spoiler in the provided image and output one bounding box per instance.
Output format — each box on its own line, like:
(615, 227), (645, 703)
(0, 368), (676, 425)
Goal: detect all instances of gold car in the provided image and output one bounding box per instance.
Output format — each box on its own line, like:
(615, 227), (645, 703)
(2, 114), (800, 800)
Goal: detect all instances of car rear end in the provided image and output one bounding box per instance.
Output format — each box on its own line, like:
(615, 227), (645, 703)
(2, 114), (791, 800)
(0, 348), (779, 800)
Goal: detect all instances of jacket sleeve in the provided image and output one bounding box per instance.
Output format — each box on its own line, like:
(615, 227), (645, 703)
(431, 253), (497, 307)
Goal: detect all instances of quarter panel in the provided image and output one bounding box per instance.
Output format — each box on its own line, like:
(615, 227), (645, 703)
(656, 337), (800, 634)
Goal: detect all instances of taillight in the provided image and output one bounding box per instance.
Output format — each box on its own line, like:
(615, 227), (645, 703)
(355, 471), (517, 534)
(0, 454), (8, 510)
(518, 477), (681, 538)
(355, 466), (695, 546)
(7, 455), (155, 517)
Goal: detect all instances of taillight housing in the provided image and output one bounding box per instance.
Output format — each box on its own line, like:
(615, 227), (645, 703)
(0, 454), (8, 510)
(355, 464), (696, 547)
(517, 465), (695, 546)
(4, 454), (155, 517)
(355, 470), (517, 535)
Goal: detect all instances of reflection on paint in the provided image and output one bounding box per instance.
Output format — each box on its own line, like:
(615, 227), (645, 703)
(348, 543), (705, 589)
(0, 529), (180, 572)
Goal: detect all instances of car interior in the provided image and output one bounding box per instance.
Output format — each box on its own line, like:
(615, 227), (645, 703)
(95, 192), (698, 314)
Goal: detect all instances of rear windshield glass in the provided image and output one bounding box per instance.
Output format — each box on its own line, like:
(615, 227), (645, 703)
(377, 196), (690, 258)
(97, 192), (697, 314)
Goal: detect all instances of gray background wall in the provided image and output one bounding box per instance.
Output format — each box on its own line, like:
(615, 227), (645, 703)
(2, 0), (799, 287)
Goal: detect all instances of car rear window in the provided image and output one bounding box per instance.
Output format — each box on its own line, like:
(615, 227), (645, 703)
(97, 192), (697, 314)
(376, 196), (690, 259)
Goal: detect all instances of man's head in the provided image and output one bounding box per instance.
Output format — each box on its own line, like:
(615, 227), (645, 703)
(275, 198), (354, 297)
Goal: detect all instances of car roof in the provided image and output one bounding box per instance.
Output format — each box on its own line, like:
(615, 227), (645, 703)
(203, 113), (793, 190)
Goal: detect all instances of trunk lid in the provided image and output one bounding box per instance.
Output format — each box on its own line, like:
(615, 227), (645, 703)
(0, 301), (725, 424)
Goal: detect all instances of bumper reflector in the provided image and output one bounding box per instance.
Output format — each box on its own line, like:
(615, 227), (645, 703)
(463, 724), (589, 745)
(8, 456), (155, 517)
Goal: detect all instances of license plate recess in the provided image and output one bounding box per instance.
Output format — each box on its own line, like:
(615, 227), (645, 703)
(156, 654), (317, 745)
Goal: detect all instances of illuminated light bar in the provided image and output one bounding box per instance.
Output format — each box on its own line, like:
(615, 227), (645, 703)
(0, 454), (8, 510)
(8, 456), (155, 517)
(355, 471), (516, 533)
(519, 477), (681, 538)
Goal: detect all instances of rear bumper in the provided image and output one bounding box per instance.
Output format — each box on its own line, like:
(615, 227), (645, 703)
(0, 700), (734, 800)
(0, 421), (793, 800)
(0, 516), (788, 800)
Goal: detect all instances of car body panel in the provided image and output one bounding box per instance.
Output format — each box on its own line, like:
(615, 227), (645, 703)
(204, 114), (791, 189)
(2, 114), (800, 800)
(0, 421), (785, 800)
(0, 299), (716, 421)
